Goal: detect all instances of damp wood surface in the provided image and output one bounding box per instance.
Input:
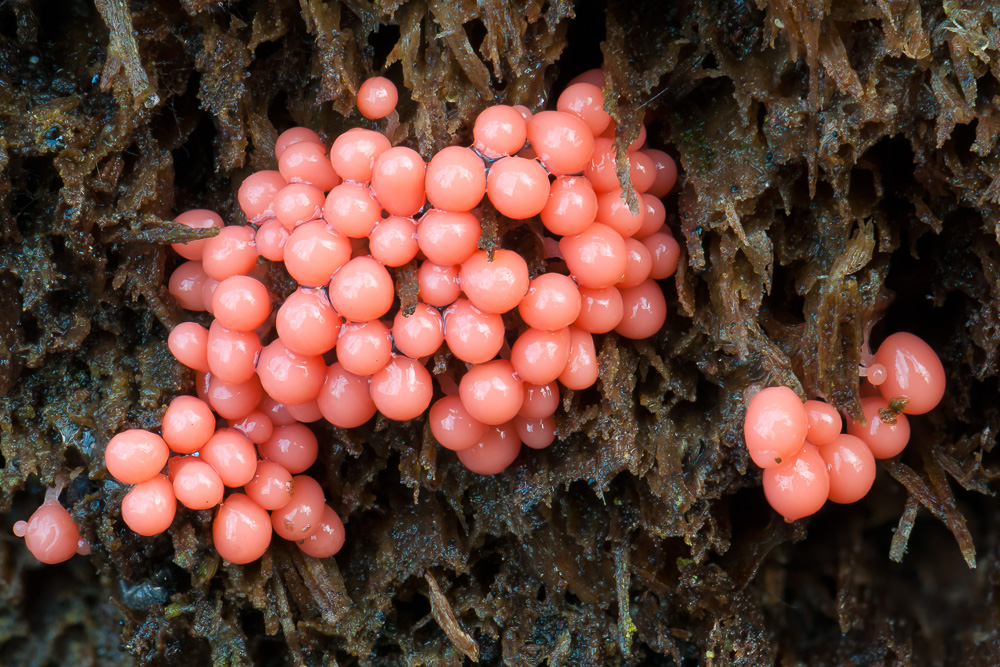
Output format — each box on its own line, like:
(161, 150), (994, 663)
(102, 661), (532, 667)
(2, 0), (1000, 665)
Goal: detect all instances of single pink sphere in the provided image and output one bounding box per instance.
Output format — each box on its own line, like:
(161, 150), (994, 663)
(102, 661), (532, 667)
(819, 434), (877, 504)
(429, 395), (488, 451)
(276, 288), (342, 356)
(211, 275), (271, 332)
(560, 222), (628, 289)
(168, 260), (209, 311)
(213, 493), (271, 564)
(541, 176), (598, 236)
(515, 415), (556, 450)
(259, 423), (319, 474)
(285, 399), (323, 423)
(274, 127), (322, 160)
(238, 170), (286, 223)
(575, 286), (624, 334)
(456, 423), (522, 475)
(804, 400), (842, 447)
(518, 381), (560, 419)
(297, 504), (346, 558)
(485, 156), (550, 219)
(105, 429), (169, 485)
(258, 395), (298, 427)
(256, 339), (326, 406)
(743, 386), (809, 469)
(369, 216), (419, 267)
(168, 322), (210, 373)
(200, 428), (258, 487)
(762, 443), (830, 521)
(392, 303), (444, 359)
(172, 209), (223, 261)
(596, 188), (646, 238)
(162, 395), (216, 454)
(519, 273), (582, 331)
(634, 194), (667, 239)
(271, 474), (325, 541)
(273, 183), (326, 229)
(201, 276), (220, 315)
(846, 397), (911, 459)
(371, 146), (426, 217)
(337, 320), (392, 376)
(443, 298), (505, 364)
(628, 151), (656, 194)
(329, 256), (394, 322)
(615, 279), (667, 340)
(357, 76), (398, 119)
(323, 182), (381, 238)
(317, 362), (377, 428)
(526, 110), (595, 175)
(642, 148), (678, 198)
(169, 457), (225, 510)
(202, 226), (258, 281)
(558, 326), (598, 390)
(586, 138), (620, 192)
(207, 374), (264, 421)
(418, 261), (461, 307)
(18, 500), (86, 564)
(207, 321), (262, 385)
(245, 460), (294, 511)
(417, 209), (482, 265)
(370, 355), (433, 421)
(330, 128), (391, 183)
(122, 474), (177, 536)
(459, 360), (524, 426)
(556, 81), (611, 135)
(425, 146), (487, 212)
(278, 141), (340, 191)
(873, 332), (946, 415)
(617, 238), (653, 288)
(643, 231), (681, 280)
(459, 249), (529, 314)
(511, 327), (571, 386)
(230, 410), (274, 445)
(473, 105), (528, 158)
(256, 218), (290, 262)
(567, 68), (605, 88)
(284, 221), (352, 287)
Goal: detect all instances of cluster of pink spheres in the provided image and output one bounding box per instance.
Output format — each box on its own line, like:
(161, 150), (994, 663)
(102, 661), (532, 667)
(744, 332), (946, 521)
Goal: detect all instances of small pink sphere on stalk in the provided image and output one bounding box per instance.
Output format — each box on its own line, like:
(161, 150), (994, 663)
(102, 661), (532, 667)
(317, 362), (377, 428)
(256, 339), (326, 406)
(819, 434), (877, 504)
(371, 146), (426, 217)
(596, 188), (646, 238)
(425, 146), (487, 212)
(279, 141), (340, 191)
(541, 176), (598, 236)
(417, 209), (482, 265)
(245, 460), (294, 511)
(392, 303), (444, 359)
(560, 222), (628, 289)
(211, 275), (271, 333)
(207, 374), (264, 421)
(443, 299), (505, 365)
(473, 105), (528, 158)
(429, 395), (488, 451)
(271, 474), (325, 540)
(615, 279), (667, 340)
(230, 410), (274, 445)
(162, 395), (216, 454)
(459, 249), (529, 314)
(418, 261), (461, 307)
(168, 261), (209, 311)
(105, 430), (169, 485)
(485, 156), (550, 219)
(276, 288), (341, 357)
(762, 443), (830, 521)
(238, 170), (287, 223)
(519, 273), (582, 332)
(273, 183), (326, 229)
(207, 321), (261, 385)
(804, 400), (842, 447)
(846, 397), (911, 459)
(200, 429), (258, 487)
(557, 82), (611, 135)
(511, 327), (572, 386)
(329, 256), (395, 322)
(202, 226), (258, 281)
(515, 415), (556, 450)
(369, 216), (419, 267)
(283, 221), (352, 287)
(122, 474), (177, 536)
(213, 494), (272, 564)
(169, 457), (225, 510)
(172, 209), (223, 261)
(575, 285), (624, 334)
(14, 495), (88, 564)
(518, 381), (560, 419)
(357, 76), (398, 119)
(274, 127), (322, 160)
(456, 423), (522, 475)
(297, 505), (346, 558)
(324, 182), (381, 238)
(370, 355), (434, 421)
(168, 322), (210, 373)
(743, 386), (808, 469)
(641, 148), (678, 198)
(558, 326), (599, 391)
(643, 231), (681, 280)
(617, 238), (653, 288)
(256, 219), (290, 262)
(330, 128), (391, 183)
(459, 360), (524, 426)
(259, 423), (319, 474)
(337, 320), (392, 376)
(872, 332), (946, 415)
(526, 110), (595, 175)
